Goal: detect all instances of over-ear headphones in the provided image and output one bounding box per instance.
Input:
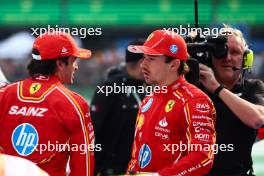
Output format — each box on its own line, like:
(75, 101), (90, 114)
(242, 49), (254, 70)
(240, 48), (254, 87)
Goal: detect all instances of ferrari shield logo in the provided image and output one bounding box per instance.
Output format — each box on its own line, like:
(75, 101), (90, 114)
(29, 83), (41, 94)
(165, 100), (175, 112)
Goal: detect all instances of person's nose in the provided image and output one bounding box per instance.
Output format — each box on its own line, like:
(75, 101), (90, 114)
(225, 51), (232, 61)
(141, 58), (147, 69)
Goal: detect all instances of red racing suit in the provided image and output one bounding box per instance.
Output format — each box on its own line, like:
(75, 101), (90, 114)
(127, 76), (216, 176)
(257, 127), (264, 140)
(0, 75), (94, 176)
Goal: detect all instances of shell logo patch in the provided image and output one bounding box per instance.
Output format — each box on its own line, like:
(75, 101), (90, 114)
(165, 100), (175, 112)
(29, 83), (41, 94)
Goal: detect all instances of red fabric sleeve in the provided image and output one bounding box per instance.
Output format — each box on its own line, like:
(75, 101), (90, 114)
(257, 128), (264, 140)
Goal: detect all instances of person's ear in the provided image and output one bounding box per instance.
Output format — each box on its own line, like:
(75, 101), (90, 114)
(56, 59), (64, 71)
(170, 59), (180, 72)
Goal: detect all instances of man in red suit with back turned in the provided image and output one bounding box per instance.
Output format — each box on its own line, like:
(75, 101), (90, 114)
(0, 31), (95, 176)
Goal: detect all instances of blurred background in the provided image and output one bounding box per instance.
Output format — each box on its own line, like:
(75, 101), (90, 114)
(0, 0), (263, 174)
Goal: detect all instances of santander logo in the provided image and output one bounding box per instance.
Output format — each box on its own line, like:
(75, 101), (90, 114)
(159, 117), (168, 127)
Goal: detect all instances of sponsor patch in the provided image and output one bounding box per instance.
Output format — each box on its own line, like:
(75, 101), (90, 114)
(158, 117), (168, 127)
(29, 83), (41, 94)
(12, 123), (39, 156)
(137, 114), (145, 130)
(195, 103), (210, 113)
(155, 132), (169, 140)
(192, 115), (209, 119)
(194, 126), (211, 133)
(155, 125), (171, 133)
(138, 144), (152, 168)
(192, 121), (211, 127)
(141, 98), (153, 113)
(194, 133), (210, 142)
(170, 44), (178, 54)
(165, 100), (175, 113)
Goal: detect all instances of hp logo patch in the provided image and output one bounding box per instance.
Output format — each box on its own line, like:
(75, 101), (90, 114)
(141, 98), (153, 113)
(12, 123), (39, 156)
(170, 44), (178, 54)
(138, 144), (152, 168)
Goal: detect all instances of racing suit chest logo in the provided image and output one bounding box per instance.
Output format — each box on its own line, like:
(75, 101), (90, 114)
(195, 103), (210, 113)
(158, 117), (168, 127)
(165, 100), (175, 113)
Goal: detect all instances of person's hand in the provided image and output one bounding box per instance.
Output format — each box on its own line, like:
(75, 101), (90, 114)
(199, 64), (220, 93)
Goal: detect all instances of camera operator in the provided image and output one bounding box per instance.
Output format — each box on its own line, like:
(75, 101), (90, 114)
(198, 25), (264, 175)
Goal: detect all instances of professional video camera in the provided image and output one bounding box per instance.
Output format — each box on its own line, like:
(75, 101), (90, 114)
(184, 0), (229, 84)
(185, 0), (254, 86)
(186, 35), (228, 66)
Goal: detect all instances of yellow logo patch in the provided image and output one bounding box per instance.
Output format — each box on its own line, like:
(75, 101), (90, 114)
(29, 83), (41, 94)
(137, 114), (145, 130)
(165, 100), (175, 112)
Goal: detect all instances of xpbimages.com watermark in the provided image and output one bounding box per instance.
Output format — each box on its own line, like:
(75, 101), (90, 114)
(97, 83), (168, 96)
(34, 141), (102, 155)
(163, 142), (234, 155)
(31, 25), (102, 38)
(163, 25), (232, 38)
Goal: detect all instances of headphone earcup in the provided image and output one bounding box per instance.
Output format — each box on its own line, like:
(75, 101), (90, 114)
(243, 49), (254, 69)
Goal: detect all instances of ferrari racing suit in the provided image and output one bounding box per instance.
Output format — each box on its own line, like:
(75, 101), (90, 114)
(0, 75), (95, 176)
(127, 76), (216, 176)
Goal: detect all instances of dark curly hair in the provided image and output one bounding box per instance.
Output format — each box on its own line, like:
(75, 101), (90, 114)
(28, 49), (70, 77)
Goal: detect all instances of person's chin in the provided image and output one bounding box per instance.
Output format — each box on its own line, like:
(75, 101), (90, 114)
(220, 71), (235, 80)
(144, 77), (153, 84)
